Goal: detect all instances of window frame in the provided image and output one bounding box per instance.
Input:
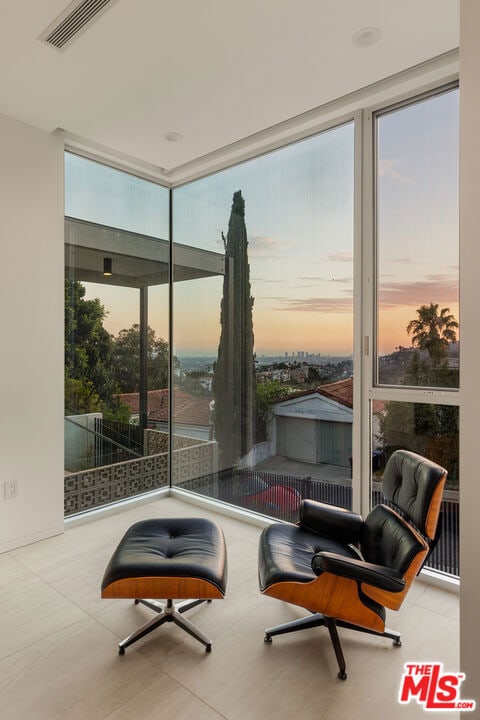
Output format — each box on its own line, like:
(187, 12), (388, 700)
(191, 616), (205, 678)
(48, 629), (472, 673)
(360, 81), (460, 517)
(63, 58), (460, 585)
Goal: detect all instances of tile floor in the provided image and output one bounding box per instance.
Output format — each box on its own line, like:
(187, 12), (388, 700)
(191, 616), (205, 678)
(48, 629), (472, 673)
(0, 495), (459, 720)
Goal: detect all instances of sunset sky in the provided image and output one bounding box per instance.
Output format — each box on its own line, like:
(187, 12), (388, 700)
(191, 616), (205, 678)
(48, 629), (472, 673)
(66, 87), (459, 359)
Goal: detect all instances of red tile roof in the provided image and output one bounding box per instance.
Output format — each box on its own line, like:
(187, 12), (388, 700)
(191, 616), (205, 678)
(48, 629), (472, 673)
(317, 378), (354, 407)
(273, 378), (385, 414)
(119, 388), (211, 426)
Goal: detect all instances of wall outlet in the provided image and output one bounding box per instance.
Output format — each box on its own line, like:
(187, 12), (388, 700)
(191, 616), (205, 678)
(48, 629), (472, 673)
(4, 480), (17, 500)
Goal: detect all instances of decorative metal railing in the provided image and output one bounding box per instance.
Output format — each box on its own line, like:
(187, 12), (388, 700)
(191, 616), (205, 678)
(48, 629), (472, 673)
(64, 435), (215, 517)
(64, 450), (459, 577)
(180, 469), (459, 577)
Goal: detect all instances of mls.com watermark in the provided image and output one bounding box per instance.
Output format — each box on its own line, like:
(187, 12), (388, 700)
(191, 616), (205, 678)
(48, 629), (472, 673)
(399, 663), (476, 711)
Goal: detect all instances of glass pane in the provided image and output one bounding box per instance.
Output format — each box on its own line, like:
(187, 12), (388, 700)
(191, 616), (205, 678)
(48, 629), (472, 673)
(376, 88), (459, 388)
(172, 123), (355, 516)
(65, 153), (169, 238)
(372, 400), (459, 576)
(64, 154), (170, 516)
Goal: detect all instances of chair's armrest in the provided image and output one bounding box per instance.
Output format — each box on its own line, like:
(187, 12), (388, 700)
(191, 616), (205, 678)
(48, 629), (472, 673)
(300, 499), (363, 544)
(312, 551), (406, 593)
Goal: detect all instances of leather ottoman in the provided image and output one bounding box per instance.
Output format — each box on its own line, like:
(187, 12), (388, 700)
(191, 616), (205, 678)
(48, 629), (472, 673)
(101, 517), (227, 654)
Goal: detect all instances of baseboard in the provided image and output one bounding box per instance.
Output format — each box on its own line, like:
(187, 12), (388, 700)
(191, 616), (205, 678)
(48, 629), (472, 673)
(0, 523), (65, 554)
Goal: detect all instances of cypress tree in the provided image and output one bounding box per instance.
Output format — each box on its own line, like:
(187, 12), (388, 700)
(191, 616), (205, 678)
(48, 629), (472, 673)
(213, 190), (255, 471)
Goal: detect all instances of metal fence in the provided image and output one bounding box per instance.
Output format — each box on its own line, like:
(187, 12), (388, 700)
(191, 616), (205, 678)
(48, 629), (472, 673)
(181, 469), (459, 577)
(94, 418), (144, 464)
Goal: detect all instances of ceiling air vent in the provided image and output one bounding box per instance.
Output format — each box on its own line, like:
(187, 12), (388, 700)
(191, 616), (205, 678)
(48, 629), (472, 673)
(39, 0), (119, 51)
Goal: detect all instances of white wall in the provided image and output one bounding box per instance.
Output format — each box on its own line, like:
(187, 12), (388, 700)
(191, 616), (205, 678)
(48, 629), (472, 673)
(459, 0), (480, 702)
(0, 114), (64, 552)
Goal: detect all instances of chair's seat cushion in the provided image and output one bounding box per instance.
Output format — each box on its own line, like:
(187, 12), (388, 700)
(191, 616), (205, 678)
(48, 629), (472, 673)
(258, 523), (360, 592)
(101, 518), (227, 597)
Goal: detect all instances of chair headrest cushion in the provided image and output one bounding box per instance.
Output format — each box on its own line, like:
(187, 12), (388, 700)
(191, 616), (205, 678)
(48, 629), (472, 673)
(360, 504), (426, 573)
(382, 450), (446, 537)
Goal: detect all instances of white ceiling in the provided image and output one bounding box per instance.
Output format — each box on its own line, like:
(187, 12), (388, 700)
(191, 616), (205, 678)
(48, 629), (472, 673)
(0, 0), (459, 175)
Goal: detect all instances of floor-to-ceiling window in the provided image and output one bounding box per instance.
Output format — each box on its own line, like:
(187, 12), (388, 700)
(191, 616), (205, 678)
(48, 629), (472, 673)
(64, 153), (170, 515)
(368, 84), (459, 575)
(62, 79), (460, 580)
(172, 122), (355, 515)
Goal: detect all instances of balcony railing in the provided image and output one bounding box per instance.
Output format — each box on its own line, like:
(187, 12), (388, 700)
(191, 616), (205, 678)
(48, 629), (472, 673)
(64, 428), (215, 516)
(64, 444), (459, 578)
(180, 468), (459, 577)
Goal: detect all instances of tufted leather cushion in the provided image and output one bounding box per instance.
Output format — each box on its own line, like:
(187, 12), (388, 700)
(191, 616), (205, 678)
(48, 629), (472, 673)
(258, 522), (360, 592)
(300, 499), (363, 544)
(359, 504), (426, 575)
(382, 450), (447, 538)
(101, 518), (227, 595)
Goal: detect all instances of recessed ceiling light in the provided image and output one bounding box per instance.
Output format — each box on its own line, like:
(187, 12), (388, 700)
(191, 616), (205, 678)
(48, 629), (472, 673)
(352, 27), (382, 48)
(165, 132), (183, 142)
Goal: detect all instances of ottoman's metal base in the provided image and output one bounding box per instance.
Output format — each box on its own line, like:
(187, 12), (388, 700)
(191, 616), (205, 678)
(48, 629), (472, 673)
(118, 598), (213, 654)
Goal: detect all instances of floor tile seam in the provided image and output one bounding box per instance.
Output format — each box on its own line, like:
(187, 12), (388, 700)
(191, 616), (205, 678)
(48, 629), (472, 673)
(412, 605), (460, 622)
(88, 611), (137, 642)
(6, 555), (102, 621)
(405, 593), (460, 621)
(0, 557), (98, 629)
(154, 670), (230, 720)
(7, 544), (123, 617)
(99, 670), (178, 720)
(8, 544), (108, 579)
(207, 593), (270, 642)
(1, 551), (37, 579)
(225, 532), (262, 549)
(0, 614), (93, 665)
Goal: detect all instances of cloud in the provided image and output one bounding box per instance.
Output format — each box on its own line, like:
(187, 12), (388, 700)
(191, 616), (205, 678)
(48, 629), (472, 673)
(379, 275), (458, 309)
(260, 274), (458, 315)
(248, 235), (287, 258)
(263, 294), (353, 313)
(299, 275), (352, 284)
(325, 251), (353, 263)
(378, 158), (415, 184)
(251, 277), (286, 284)
(298, 275), (327, 282)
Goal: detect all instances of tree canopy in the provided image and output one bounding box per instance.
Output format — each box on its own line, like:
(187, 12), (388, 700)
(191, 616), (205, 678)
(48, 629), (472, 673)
(112, 323), (169, 393)
(406, 302), (458, 365)
(379, 303), (459, 487)
(65, 281), (172, 421)
(65, 279), (119, 415)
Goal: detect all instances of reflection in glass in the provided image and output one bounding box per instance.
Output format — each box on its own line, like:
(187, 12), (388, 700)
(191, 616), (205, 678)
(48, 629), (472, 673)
(64, 154), (170, 515)
(65, 152), (169, 238)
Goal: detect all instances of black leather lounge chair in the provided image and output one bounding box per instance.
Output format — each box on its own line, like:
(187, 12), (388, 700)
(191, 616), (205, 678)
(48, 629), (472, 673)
(258, 449), (447, 680)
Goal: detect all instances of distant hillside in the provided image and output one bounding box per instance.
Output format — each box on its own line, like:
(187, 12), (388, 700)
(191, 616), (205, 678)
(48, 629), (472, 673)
(378, 343), (459, 385)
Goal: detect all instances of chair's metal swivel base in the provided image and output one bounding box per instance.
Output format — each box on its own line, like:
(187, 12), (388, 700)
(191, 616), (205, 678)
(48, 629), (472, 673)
(101, 518), (227, 656)
(119, 598), (213, 655)
(264, 612), (402, 680)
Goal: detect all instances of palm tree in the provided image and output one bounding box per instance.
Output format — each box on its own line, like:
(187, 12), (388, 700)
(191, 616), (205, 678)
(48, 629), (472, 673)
(406, 303), (458, 364)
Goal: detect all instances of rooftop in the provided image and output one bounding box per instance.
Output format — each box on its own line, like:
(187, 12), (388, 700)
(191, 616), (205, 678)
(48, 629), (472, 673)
(120, 388), (211, 427)
(274, 378), (385, 414)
